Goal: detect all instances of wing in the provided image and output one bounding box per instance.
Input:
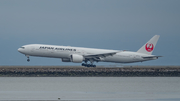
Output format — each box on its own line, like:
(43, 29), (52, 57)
(83, 52), (119, 61)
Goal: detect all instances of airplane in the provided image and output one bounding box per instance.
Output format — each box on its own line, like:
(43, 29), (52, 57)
(18, 35), (161, 67)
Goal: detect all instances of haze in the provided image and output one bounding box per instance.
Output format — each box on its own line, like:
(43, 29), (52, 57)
(0, 0), (179, 66)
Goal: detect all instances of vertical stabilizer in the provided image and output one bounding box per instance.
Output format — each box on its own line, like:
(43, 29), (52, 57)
(137, 35), (160, 55)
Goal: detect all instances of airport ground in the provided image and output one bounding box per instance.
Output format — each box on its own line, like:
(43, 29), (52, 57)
(0, 66), (180, 77)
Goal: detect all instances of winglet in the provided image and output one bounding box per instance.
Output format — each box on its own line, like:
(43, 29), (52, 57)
(137, 35), (160, 55)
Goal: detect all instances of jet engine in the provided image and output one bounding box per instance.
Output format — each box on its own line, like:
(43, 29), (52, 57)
(70, 54), (83, 63)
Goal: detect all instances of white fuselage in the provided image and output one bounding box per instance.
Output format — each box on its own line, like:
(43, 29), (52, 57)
(18, 44), (157, 63)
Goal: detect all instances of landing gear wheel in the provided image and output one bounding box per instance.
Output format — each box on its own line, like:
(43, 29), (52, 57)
(82, 62), (96, 67)
(87, 64), (90, 67)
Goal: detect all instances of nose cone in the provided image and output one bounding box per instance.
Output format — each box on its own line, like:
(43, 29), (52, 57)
(18, 48), (24, 54)
(18, 48), (21, 52)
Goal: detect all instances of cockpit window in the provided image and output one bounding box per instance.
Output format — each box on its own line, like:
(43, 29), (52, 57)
(21, 47), (25, 49)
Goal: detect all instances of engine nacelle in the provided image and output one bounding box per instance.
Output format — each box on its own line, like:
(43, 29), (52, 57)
(61, 58), (71, 62)
(70, 54), (83, 63)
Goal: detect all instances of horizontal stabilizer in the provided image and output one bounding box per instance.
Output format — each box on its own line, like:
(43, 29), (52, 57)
(142, 56), (162, 59)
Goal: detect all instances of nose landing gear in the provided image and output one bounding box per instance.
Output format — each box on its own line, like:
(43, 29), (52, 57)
(82, 63), (96, 67)
(26, 55), (30, 62)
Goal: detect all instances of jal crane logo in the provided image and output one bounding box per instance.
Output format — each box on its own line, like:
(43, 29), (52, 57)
(145, 43), (154, 52)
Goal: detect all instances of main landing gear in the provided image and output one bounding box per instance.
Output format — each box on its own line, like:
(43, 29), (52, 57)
(82, 63), (96, 67)
(81, 60), (96, 67)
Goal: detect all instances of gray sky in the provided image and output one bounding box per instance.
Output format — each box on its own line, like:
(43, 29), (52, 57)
(0, 0), (180, 66)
